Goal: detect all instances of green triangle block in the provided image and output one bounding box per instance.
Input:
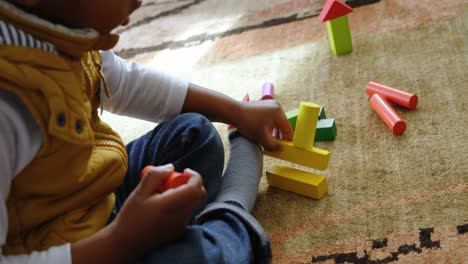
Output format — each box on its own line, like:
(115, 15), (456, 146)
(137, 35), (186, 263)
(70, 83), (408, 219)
(319, 106), (327, 120)
(285, 108), (299, 130)
(315, 118), (337, 141)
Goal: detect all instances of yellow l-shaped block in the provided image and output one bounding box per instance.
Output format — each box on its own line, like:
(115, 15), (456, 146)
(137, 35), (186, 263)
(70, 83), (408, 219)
(264, 140), (330, 171)
(266, 164), (328, 199)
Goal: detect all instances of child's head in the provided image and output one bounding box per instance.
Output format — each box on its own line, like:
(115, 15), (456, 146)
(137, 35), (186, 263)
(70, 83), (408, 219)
(8, 0), (142, 33)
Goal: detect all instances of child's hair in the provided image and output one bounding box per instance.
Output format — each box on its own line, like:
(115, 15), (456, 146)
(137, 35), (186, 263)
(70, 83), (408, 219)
(5, 0), (21, 8)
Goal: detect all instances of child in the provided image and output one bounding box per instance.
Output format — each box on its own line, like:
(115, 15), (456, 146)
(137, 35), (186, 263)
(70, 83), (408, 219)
(0, 0), (293, 263)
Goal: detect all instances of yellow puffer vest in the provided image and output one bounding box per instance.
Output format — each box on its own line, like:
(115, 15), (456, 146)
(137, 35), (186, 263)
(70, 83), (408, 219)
(0, 2), (128, 254)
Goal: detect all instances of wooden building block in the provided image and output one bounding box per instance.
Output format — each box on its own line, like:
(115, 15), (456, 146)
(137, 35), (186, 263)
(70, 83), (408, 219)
(285, 108), (299, 130)
(261, 82), (275, 100)
(319, 0), (353, 23)
(326, 15), (353, 56)
(366, 81), (418, 110)
(293, 102), (320, 150)
(287, 106), (325, 131)
(264, 140), (330, 171)
(319, 106), (327, 120)
(369, 94), (406, 136)
(266, 164), (328, 199)
(315, 119), (337, 141)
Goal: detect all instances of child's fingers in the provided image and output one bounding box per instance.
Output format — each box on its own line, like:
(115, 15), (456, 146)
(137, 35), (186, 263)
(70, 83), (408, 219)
(154, 169), (205, 211)
(138, 164), (174, 197)
(262, 130), (283, 152)
(183, 168), (205, 190)
(272, 128), (279, 138)
(274, 112), (294, 141)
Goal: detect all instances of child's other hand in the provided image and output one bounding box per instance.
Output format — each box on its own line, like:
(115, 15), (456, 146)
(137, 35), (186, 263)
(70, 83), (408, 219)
(236, 100), (294, 152)
(109, 164), (206, 257)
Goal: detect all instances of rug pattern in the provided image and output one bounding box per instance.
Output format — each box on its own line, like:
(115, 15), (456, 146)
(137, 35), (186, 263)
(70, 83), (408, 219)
(104, 1), (468, 263)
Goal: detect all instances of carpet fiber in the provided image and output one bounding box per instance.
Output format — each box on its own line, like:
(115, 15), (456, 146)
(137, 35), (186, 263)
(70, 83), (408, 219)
(103, 0), (468, 263)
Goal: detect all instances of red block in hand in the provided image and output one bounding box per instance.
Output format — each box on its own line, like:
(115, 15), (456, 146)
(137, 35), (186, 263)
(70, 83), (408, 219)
(140, 166), (191, 192)
(159, 172), (191, 192)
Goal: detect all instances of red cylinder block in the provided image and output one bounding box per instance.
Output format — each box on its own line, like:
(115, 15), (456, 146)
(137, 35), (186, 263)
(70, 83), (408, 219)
(366, 82), (418, 110)
(369, 94), (407, 136)
(261, 82), (275, 100)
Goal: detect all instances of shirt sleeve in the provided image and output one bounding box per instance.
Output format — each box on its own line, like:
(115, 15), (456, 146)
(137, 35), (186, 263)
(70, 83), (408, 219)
(100, 50), (189, 123)
(0, 90), (71, 264)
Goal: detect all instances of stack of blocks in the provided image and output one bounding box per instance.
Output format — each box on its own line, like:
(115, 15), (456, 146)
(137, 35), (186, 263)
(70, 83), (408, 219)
(264, 102), (333, 200)
(285, 106), (337, 142)
(319, 0), (353, 56)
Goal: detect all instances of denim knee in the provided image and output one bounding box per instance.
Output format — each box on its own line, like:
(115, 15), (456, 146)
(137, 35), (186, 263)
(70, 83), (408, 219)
(171, 112), (224, 167)
(168, 113), (225, 210)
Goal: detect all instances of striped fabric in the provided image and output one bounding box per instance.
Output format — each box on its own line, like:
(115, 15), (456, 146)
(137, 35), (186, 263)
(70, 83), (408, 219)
(0, 20), (58, 54)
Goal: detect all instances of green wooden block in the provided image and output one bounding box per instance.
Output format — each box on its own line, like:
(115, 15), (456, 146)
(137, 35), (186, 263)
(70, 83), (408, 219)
(326, 15), (353, 56)
(319, 106), (326, 120)
(287, 106), (326, 131)
(315, 118), (337, 141)
(285, 108), (299, 130)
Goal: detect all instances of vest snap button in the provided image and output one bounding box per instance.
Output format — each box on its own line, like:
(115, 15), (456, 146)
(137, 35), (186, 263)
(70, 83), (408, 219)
(56, 113), (66, 127)
(75, 120), (84, 134)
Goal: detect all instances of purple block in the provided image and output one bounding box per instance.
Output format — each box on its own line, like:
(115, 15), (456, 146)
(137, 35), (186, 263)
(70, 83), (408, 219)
(261, 82), (275, 100)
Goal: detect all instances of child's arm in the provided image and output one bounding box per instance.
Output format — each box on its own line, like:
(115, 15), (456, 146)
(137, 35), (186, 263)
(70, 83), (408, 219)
(100, 50), (189, 123)
(100, 51), (293, 151)
(182, 83), (294, 151)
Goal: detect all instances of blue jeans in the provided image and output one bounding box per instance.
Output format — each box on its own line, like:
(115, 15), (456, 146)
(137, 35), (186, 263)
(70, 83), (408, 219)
(109, 113), (271, 264)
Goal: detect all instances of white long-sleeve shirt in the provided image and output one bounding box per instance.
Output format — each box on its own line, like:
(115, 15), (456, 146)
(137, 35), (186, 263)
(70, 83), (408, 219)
(0, 50), (189, 263)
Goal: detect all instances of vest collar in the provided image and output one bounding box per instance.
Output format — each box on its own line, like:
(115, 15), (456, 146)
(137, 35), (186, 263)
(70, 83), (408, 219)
(0, 1), (119, 57)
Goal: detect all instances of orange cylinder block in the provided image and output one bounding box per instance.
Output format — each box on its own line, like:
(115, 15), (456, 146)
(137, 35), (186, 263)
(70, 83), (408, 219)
(366, 82), (418, 110)
(159, 172), (191, 192)
(369, 94), (407, 136)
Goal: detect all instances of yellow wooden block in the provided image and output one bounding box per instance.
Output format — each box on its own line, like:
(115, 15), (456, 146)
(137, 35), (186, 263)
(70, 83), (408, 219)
(293, 102), (320, 150)
(264, 140), (330, 170)
(266, 164), (328, 199)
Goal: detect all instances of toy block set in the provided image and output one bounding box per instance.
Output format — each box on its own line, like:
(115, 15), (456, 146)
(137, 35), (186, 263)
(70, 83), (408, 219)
(366, 81), (418, 136)
(227, 83), (337, 199)
(265, 101), (336, 200)
(319, 0), (353, 56)
(285, 105), (336, 142)
(260, 1), (422, 201)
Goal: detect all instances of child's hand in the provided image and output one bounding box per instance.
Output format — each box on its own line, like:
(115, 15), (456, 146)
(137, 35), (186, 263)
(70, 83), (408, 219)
(235, 100), (294, 152)
(109, 164), (206, 258)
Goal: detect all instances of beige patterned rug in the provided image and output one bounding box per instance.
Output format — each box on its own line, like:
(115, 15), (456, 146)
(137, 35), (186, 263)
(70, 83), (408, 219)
(103, 0), (468, 263)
